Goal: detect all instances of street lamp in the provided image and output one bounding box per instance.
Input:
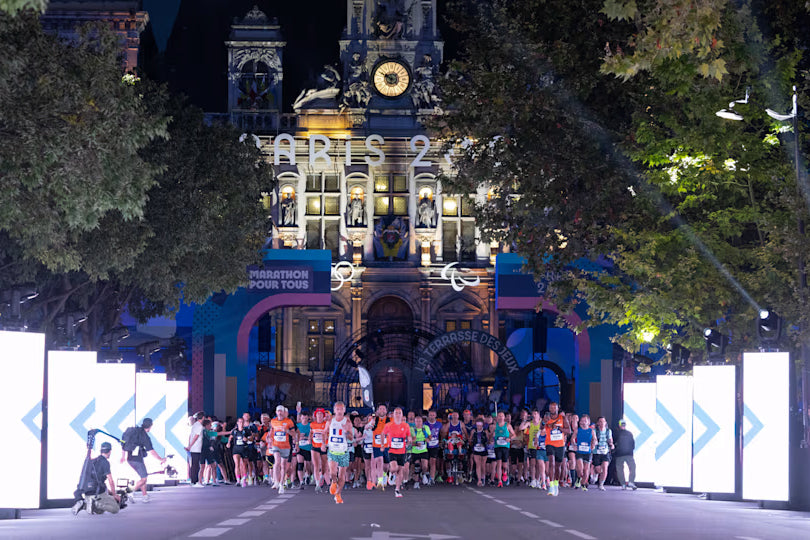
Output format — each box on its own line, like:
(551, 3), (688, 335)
(715, 88), (749, 121)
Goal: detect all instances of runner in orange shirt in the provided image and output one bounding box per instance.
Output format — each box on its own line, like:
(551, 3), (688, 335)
(544, 402), (571, 497)
(367, 404), (388, 489)
(309, 408), (330, 492)
(382, 407), (412, 498)
(268, 405), (295, 493)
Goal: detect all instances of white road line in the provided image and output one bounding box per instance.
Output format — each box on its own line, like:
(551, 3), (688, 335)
(216, 519), (251, 527)
(276, 494), (296, 498)
(255, 505), (278, 510)
(735, 537), (762, 540)
(268, 499), (286, 504)
(521, 511), (539, 519)
(481, 494), (495, 499)
(239, 511), (266, 517)
(505, 504), (521, 511)
(540, 520), (563, 528)
(189, 528), (230, 538)
(566, 530), (597, 540)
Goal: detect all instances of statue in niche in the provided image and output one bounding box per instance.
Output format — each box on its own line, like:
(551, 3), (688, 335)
(280, 190), (297, 226)
(341, 52), (372, 109)
(416, 194), (436, 228)
(412, 54), (440, 109)
(372, 0), (408, 39)
(346, 193), (366, 227)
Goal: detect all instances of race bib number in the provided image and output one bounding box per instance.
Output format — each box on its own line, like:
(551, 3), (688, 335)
(273, 431), (286, 442)
(391, 437), (405, 449)
(487, 447), (496, 458)
(415, 441), (426, 451)
(374, 434), (382, 445)
(578, 442), (590, 453)
(474, 444), (485, 452)
(312, 432), (324, 444)
(235, 436), (244, 446)
(496, 437), (508, 446)
(330, 436), (345, 445)
(538, 440), (546, 450)
(299, 438), (309, 446)
(596, 444), (608, 455)
(550, 429), (563, 442)
(429, 435), (439, 447)
(363, 443), (373, 453)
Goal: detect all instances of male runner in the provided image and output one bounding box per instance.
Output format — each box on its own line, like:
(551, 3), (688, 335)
(326, 401), (354, 504)
(521, 410), (544, 488)
(382, 407), (412, 497)
(592, 416), (614, 490)
(367, 404), (389, 489)
(425, 409), (442, 484)
(545, 402), (571, 496)
(310, 408), (330, 492)
(491, 411), (515, 487)
(269, 405), (295, 493)
(410, 415), (430, 489)
(295, 409), (312, 488)
(574, 414), (596, 491)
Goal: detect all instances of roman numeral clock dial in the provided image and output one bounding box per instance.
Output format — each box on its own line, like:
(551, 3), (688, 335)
(372, 60), (410, 98)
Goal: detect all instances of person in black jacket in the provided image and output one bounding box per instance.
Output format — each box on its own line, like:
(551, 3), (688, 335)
(613, 420), (637, 490)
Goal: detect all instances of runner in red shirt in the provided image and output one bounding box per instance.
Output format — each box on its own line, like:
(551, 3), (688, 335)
(381, 407), (412, 498)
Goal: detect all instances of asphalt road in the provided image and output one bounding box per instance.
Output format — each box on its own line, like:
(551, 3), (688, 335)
(1, 481), (808, 540)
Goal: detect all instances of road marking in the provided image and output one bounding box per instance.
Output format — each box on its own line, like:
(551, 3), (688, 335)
(481, 494), (495, 499)
(505, 504), (521, 510)
(734, 537), (762, 540)
(190, 528), (230, 537)
(239, 511), (266, 517)
(566, 530), (597, 540)
(268, 499), (286, 504)
(521, 511), (539, 519)
(217, 519), (251, 526)
(492, 499), (506, 504)
(276, 494), (296, 498)
(540, 520), (563, 528)
(255, 505), (278, 510)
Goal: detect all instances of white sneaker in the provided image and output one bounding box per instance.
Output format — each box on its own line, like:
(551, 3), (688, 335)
(530, 479), (538, 488)
(192, 482), (205, 488)
(141, 494), (151, 503)
(279, 485), (286, 494)
(628, 482), (638, 490)
(598, 485), (606, 491)
(422, 474), (429, 485)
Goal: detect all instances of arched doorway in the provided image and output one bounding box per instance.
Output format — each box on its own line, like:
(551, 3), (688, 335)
(367, 296), (413, 330)
(373, 366), (407, 407)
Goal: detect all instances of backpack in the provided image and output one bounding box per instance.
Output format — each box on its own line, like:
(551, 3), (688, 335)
(122, 427), (138, 453)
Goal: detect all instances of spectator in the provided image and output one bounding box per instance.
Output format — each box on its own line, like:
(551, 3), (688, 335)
(614, 419), (637, 490)
(186, 411), (205, 487)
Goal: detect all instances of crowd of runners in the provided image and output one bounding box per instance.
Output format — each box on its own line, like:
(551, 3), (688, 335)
(193, 401), (636, 504)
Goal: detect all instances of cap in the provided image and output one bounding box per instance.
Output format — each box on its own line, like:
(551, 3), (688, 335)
(276, 405), (286, 412)
(100, 442), (112, 453)
(463, 409), (472, 414)
(618, 419), (627, 426)
(314, 408), (326, 415)
(350, 411), (359, 416)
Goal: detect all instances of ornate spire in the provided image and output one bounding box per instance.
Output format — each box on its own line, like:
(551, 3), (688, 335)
(241, 5), (269, 24)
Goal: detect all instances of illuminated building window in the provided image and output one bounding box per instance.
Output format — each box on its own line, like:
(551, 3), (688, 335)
(445, 320), (472, 359)
(308, 318), (337, 372)
(442, 195), (476, 262)
(374, 173), (408, 216)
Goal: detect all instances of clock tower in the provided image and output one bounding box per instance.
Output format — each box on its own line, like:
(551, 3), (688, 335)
(294, 0), (443, 134)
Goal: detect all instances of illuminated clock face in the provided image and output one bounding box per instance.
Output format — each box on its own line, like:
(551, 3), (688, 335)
(373, 61), (411, 98)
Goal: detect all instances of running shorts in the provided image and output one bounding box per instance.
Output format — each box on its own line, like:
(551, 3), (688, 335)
(327, 451), (350, 468)
(272, 447), (291, 460)
(494, 447), (509, 463)
(547, 445), (565, 462)
(298, 448), (312, 461)
(363, 451), (372, 460)
(373, 447), (385, 459)
(509, 448), (523, 464)
(427, 447), (441, 459)
(535, 449), (548, 462)
(231, 445), (246, 457)
(389, 453), (407, 467)
(592, 454), (609, 467)
(576, 452), (592, 463)
(410, 452), (428, 463)
(313, 446), (326, 455)
(472, 450), (487, 457)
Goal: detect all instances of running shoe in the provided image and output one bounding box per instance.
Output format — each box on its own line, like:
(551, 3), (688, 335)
(141, 494), (151, 503)
(530, 479), (538, 489)
(315, 485), (323, 493)
(335, 494), (344, 504)
(598, 485), (606, 491)
(279, 485), (286, 494)
(447, 476), (454, 484)
(394, 489), (402, 498)
(582, 484), (588, 492)
(497, 480), (503, 488)
(388, 473), (396, 486)
(414, 482), (421, 490)
(435, 475), (443, 484)
(629, 482), (638, 490)
(366, 480), (374, 490)
(192, 483), (205, 488)
(422, 473), (429, 485)
(330, 482), (338, 495)
(574, 479), (581, 489)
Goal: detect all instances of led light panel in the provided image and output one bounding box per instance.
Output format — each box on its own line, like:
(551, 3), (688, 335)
(622, 382), (657, 483)
(0, 331), (45, 508)
(47, 350), (97, 500)
(135, 372), (167, 484)
(692, 365), (736, 493)
(655, 375), (693, 488)
(743, 352), (789, 501)
(165, 380), (190, 481)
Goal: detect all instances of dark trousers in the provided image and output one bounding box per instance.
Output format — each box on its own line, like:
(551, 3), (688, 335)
(190, 452), (202, 484)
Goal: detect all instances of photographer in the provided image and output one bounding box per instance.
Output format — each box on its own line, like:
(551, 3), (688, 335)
(71, 442), (121, 515)
(121, 418), (166, 502)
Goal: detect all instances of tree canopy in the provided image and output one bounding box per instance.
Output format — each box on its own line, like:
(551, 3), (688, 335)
(440, 0), (810, 359)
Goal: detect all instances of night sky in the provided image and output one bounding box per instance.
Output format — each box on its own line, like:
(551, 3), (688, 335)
(138, 0), (458, 113)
